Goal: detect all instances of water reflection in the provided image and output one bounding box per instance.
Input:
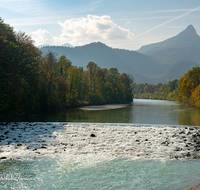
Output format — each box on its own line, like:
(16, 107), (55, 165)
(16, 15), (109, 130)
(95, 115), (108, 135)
(177, 104), (200, 126)
(1, 99), (200, 126)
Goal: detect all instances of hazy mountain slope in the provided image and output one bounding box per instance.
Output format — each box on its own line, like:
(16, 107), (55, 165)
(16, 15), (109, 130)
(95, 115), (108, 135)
(40, 42), (163, 83)
(151, 61), (200, 84)
(163, 61), (200, 81)
(110, 48), (170, 76)
(40, 25), (200, 85)
(148, 44), (200, 64)
(137, 25), (200, 55)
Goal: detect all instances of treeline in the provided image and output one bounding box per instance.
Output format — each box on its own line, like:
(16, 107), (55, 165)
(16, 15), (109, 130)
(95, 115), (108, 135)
(134, 66), (200, 108)
(0, 18), (133, 114)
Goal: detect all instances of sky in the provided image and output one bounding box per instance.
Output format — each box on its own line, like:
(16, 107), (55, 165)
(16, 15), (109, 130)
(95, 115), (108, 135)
(1, 0), (200, 50)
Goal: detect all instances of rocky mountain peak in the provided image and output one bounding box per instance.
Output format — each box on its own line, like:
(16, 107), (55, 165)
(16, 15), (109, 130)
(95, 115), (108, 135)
(178, 24), (197, 36)
(138, 25), (200, 54)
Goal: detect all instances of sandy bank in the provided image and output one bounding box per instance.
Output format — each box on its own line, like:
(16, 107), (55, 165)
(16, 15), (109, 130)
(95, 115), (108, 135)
(0, 123), (200, 161)
(79, 104), (129, 110)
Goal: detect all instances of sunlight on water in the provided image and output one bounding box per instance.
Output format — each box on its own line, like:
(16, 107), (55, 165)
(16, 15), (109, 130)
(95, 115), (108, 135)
(1, 99), (200, 126)
(0, 99), (200, 189)
(0, 157), (200, 190)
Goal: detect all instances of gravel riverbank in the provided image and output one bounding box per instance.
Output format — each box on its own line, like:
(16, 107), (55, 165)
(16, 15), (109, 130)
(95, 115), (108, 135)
(0, 122), (200, 161)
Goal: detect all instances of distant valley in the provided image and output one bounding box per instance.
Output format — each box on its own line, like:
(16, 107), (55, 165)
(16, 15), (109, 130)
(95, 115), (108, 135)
(40, 25), (200, 84)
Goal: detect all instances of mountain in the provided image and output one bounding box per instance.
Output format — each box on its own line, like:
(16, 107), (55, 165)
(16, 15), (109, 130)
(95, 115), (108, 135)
(37, 44), (52, 48)
(138, 25), (200, 54)
(146, 44), (200, 64)
(40, 42), (166, 83)
(61, 43), (73, 47)
(137, 25), (200, 65)
(37, 43), (73, 48)
(40, 25), (200, 84)
(151, 61), (200, 84)
(163, 61), (200, 81)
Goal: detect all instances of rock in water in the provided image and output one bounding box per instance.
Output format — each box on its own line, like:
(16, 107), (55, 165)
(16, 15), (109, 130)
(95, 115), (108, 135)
(90, 134), (96, 137)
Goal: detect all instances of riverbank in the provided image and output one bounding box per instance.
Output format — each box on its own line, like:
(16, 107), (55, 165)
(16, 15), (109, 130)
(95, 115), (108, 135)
(188, 184), (200, 190)
(0, 122), (200, 161)
(79, 104), (129, 110)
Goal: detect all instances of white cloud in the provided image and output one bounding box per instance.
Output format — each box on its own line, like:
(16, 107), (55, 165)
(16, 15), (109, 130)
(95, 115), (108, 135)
(31, 29), (54, 45)
(31, 15), (134, 46)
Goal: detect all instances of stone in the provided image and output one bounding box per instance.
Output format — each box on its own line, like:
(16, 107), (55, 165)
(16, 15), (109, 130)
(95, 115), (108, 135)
(90, 134), (96, 137)
(196, 152), (200, 157)
(186, 152), (191, 157)
(40, 146), (47, 149)
(0, 156), (7, 159)
(174, 147), (182, 151)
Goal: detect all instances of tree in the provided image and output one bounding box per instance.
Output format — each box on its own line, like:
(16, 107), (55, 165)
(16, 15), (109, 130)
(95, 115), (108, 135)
(144, 84), (154, 93)
(57, 55), (72, 78)
(136, 83), (145, 94)
(0, 19), (41, 113)
(0, 18), (135, 114)
(120, 73), (134, 102)
(191, 85), (200, 108)
(167, 79), (178, 92)
(178, 67), (200, 105)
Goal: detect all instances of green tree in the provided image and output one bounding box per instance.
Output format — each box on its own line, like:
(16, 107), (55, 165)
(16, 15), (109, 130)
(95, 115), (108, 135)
(57, 55), (72, 78)
(144, 84), (154, 93)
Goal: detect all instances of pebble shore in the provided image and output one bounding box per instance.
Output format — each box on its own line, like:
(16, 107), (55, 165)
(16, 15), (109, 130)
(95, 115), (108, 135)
(0, 122), (200, 161)
(188, 185), (200, 190)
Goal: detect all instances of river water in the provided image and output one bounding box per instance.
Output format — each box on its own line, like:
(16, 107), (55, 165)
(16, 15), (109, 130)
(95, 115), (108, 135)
(0, 99), (200, 189)
(2, 99), (200, 125)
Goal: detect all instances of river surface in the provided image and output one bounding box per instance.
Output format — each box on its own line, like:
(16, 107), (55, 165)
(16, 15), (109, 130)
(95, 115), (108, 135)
(2, 99), (200, 126)
(0, 99), (200, 190)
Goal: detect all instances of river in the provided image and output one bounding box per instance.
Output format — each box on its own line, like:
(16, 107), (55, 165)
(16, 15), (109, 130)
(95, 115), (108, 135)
(2, 99), (200, 126)
(0, 99), (200, 190)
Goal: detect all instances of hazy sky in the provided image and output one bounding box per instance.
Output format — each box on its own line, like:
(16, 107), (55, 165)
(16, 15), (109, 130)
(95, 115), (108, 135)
(1, 0), (200, 50)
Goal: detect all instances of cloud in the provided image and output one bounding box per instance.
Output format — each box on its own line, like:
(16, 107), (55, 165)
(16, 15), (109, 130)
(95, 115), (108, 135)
(117, 5), (200, 47)
(31, 29), (54, 45)
(32, 15), (134, 46)
(58, 15), (134, 45)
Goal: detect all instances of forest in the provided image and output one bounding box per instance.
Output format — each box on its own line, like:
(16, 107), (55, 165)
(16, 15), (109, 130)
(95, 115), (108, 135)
(0, 18), (134, 115)
(134, 66), (200, 108)
(1, 18), (200, 116)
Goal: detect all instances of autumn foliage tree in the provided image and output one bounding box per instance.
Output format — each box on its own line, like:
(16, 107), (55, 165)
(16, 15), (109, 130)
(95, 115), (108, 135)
(178, 67), (200, 108)
(0, 18), (134, 114)
(134, 67), (200, 108)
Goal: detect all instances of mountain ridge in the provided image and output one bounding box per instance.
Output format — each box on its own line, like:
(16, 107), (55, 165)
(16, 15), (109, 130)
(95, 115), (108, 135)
(137, 25), (200, 55)
(40, 25), (200, 84)
(40, 42), (167, 84)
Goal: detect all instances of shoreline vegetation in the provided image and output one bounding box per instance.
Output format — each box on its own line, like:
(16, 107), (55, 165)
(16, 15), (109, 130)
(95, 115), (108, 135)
(0, 18), (133, 116)
(1, 18), (200, 117)
(133, 66), (200, 109)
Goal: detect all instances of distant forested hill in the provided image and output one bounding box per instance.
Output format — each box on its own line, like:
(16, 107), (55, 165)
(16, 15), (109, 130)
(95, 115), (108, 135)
(40, 42), (169, 84)
(40, 25), (200, 84)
